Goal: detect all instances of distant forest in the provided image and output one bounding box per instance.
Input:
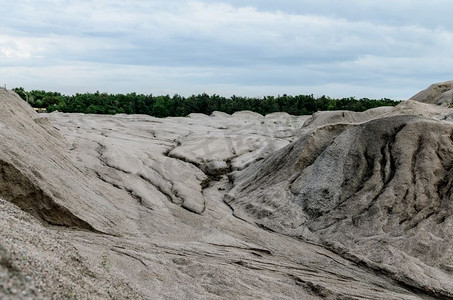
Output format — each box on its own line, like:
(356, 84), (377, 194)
(13, 87), (401, 117)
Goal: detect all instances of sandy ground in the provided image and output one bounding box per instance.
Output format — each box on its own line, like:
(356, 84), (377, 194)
(1, 86), (452, 299)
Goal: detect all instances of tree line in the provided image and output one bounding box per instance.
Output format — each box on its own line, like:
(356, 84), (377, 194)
(12, 87), (401, 117)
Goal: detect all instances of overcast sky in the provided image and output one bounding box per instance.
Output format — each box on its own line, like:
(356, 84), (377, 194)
(1, 0), (452, 99)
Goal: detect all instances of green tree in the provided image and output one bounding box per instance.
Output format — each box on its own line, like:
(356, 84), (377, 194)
(13, 87), (401, 118)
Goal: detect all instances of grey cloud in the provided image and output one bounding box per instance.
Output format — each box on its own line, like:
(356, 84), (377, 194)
(1, 0), (453, 99)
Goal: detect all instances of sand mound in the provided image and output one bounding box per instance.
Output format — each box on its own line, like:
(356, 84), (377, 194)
(0, 89), (96, 230)
(228, 114), (453, 297)
(410, 80), (453, 106)
(302, 99), (453, 129)
(303, 106), (393, 127)
(0, 89), (147, 235)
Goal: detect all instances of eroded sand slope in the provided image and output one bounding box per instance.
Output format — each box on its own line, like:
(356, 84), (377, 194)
(1, 84), (452, 299)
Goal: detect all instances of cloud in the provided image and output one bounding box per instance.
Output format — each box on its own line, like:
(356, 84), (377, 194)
(0, 39), (34, 59)
(1, 0), (453, 99)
